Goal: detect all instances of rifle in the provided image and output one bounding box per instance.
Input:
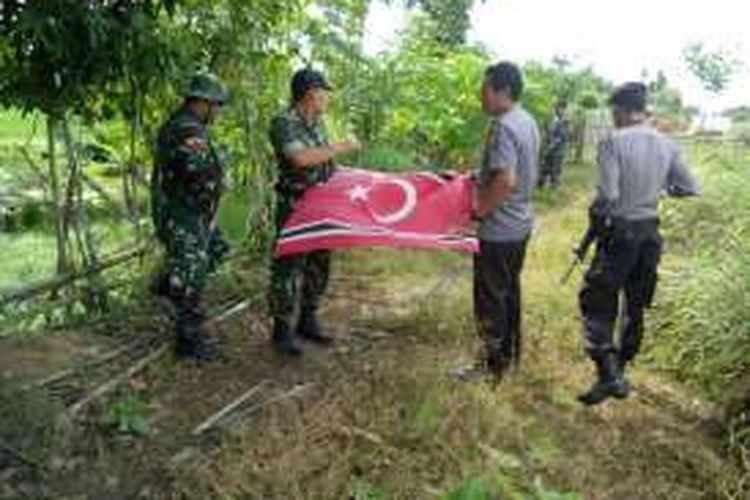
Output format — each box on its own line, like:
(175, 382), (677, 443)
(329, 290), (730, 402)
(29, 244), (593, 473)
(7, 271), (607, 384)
(560, 225), (598, 284)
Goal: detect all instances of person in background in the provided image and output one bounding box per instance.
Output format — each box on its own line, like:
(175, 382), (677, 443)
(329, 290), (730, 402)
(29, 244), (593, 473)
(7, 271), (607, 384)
(537, 99), (570, 188)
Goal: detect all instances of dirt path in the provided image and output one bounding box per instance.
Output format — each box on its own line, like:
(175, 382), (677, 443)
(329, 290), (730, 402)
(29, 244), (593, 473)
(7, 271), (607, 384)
(1, 166), (743, 499)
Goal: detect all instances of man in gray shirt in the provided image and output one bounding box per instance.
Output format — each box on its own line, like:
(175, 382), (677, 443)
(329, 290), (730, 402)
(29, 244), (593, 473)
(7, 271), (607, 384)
(471, 61), (540, 379)
(578, 82), (700, 405)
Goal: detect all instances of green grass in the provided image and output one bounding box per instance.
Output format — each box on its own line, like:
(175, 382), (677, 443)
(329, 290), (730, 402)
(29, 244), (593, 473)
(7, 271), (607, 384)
(646, 140), (750, 400)
(0, 381), (71, 468)
(0, 231), (58, 290)
(0, 109), (41, 142)
(164, 159), (744, 499)
(0, 219), (140, 291)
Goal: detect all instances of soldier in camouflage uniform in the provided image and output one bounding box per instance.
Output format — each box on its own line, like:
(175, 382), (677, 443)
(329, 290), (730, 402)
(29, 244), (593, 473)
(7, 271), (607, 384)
(268, 68), (359, 357)
(151, 72), (230, 362)
(537, 99), (570, 189)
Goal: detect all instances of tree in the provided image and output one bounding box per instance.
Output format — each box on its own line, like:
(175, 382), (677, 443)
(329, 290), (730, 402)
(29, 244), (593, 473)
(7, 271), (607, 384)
(387, 0), (479, 47)
(0, 0), (187, 313)
(683, 42), (739, 95)
(647, 70), (694, 128)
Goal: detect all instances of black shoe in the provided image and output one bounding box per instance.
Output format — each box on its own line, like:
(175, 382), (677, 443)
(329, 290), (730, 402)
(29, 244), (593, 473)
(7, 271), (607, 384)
(486, 352), (512, 380)
(272, 319), (303, 357)
(297, 313), (334, 345)
(175, 324), (221, 362)
(578, 378), (630, 405)
(578, 353), (629, 405)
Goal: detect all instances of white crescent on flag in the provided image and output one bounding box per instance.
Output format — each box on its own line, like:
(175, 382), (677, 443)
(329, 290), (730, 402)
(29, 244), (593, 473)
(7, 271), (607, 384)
(364, 178), (419, 225)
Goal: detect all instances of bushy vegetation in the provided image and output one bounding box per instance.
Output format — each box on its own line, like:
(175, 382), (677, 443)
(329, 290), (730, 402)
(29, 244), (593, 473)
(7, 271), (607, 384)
(649, 140), (750, 399)
(647, 140), (750, 475)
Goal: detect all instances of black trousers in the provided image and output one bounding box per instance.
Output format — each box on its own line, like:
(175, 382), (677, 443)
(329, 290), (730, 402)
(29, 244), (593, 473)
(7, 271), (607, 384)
(473, 238), (529, 366)
(579, 218), (662, 361)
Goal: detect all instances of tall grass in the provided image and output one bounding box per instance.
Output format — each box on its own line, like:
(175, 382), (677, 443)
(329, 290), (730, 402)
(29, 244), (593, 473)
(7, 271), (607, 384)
(646, 140), (750, 482)
(648, 140), (750, 400)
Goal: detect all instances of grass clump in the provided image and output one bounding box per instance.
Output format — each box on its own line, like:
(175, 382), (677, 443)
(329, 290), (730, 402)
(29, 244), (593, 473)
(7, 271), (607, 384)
(0, 382), (71, 469)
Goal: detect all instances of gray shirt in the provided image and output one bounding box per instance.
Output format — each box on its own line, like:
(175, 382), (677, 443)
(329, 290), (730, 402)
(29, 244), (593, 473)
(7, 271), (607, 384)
(478, 105), (540, 242)
(596, 124), (700, 220)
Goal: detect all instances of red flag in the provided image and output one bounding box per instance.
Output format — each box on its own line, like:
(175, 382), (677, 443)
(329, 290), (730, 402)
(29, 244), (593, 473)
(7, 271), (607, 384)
(274, 168), (478, 257)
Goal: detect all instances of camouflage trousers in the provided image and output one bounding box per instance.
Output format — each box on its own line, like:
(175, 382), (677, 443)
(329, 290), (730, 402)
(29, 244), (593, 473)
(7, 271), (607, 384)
(537, 150), (566, 187)
(268, 194), (331, 324)
(156, 222), (229, 303)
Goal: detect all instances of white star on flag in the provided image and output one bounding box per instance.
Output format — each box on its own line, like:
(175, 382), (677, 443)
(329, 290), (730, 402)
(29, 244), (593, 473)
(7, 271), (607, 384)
(348, 184), (371, 203)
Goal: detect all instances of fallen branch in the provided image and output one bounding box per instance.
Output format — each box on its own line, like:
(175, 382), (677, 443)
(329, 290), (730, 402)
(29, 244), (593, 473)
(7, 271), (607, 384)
(0, 244), (151, 307)
(67, 343), (169, 416)
(335, 424), (388, 447)
(225, 383), (317, 429)
(192, 379), (272, 435)
(212, 300), (252, 324)
(34, 334), (161, 388)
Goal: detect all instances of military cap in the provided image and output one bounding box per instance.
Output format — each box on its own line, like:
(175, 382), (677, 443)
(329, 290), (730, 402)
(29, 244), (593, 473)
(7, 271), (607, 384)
(290, 68), (333, 102)
(186, 72), (228, 104)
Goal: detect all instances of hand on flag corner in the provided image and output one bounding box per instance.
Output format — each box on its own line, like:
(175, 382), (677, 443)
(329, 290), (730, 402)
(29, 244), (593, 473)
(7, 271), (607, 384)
(331, 139), (361, 156)
(437, 169), (459, 181)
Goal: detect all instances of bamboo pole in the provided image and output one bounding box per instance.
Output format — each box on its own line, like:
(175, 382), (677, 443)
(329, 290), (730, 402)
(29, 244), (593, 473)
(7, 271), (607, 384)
(0, 244), (150, 307)
(67, 343), (169, 416)
(192, 380), (271, 435)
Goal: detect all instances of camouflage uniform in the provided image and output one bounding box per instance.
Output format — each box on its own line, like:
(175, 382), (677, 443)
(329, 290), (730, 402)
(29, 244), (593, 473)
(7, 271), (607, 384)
(537, 113), (570, 188)
(268, 106), (335, 334)
(151, 73), (229, 360)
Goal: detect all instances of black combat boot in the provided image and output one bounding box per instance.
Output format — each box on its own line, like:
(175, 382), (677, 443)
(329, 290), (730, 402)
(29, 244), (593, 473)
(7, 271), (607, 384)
(486, 350), (512, 380)
(173, 293), (221, 362)
(296, 310), (334, 345)
(578, 352), (630, 405)
(174, 320), (221, 362)
(272, 317), (303, 357)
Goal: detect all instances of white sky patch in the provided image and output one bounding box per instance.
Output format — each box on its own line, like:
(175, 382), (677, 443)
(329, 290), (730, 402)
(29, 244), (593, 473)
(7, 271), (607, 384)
(363, 0), (750, 112)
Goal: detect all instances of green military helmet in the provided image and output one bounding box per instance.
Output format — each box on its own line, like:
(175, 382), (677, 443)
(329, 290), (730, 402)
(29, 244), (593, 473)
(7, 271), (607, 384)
(185, 72), (228, 104)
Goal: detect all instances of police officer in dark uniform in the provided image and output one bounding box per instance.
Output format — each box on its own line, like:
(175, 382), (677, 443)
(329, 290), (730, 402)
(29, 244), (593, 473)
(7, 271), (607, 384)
(267, 68), (359, 357)
(577, 82), (700, 404)
(151, 72), (230, 362)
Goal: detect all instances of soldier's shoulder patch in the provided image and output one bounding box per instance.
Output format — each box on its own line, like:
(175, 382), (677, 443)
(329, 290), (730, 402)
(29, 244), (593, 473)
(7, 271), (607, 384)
(182, 136), (208, 151)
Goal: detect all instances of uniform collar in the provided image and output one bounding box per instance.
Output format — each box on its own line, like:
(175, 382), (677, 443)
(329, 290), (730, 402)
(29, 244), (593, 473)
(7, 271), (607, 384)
(291, 104), (321, 129)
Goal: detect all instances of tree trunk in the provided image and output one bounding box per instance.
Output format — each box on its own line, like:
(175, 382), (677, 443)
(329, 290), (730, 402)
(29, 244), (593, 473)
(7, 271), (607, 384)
(127, 84), (143, 244)
(47, 114), (70, 275)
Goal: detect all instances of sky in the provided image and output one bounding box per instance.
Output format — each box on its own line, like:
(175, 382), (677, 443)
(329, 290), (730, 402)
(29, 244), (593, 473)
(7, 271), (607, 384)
(363, 0), (750, 113)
